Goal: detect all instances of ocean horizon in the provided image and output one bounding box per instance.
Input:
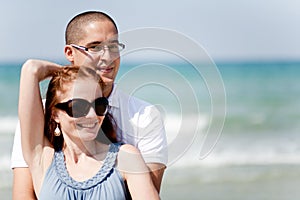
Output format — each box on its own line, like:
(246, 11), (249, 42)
(1, 60), (300, 199)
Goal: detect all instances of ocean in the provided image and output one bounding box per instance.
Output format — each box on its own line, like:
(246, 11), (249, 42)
(1, 61), (300, 199)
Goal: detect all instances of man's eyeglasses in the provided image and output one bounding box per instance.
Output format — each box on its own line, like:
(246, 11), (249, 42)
(55, 97), (109, 118)
(70, 43), (125, 54)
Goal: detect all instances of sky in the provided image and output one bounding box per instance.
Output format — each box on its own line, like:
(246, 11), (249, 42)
(1, 0), (300, 62)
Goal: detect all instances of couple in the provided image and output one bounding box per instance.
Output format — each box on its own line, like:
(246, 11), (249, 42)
(13, 11), (167, 199)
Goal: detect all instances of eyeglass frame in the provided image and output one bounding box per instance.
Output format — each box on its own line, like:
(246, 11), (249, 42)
(70, 42), (125, 55)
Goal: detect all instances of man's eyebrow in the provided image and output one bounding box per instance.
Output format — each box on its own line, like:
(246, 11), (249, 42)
(85, 39), (119, 46)
(85, 41), (102, 46)
(109, 39), (119, 43)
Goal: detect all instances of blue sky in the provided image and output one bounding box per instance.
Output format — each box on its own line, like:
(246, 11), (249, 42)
(1, 0), (300, 62)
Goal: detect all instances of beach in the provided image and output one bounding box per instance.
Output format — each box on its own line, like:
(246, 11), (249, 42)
(161, 164), (300, 200)
(1, 61), (300, 199)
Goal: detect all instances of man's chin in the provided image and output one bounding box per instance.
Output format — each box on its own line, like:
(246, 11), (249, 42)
(101, 76), (114, 85)
(96, 70), (115, 81)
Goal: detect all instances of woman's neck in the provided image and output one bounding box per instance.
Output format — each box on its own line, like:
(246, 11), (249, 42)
(63, 139), (109, 164)
(63, 140), (95, 162)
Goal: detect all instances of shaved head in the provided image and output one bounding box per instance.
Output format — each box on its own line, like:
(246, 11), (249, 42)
(65, 11), (118, 45)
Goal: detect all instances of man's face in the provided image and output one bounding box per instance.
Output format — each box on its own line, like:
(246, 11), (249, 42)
(69, 20), (121, 85)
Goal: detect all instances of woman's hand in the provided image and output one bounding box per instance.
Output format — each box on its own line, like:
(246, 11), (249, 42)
(22, 59), (62, 82)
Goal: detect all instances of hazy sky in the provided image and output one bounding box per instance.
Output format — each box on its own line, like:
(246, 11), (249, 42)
(1, 0), (300, 62)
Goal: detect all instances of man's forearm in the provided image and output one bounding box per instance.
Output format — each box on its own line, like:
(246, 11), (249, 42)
(147, 163), (166, 193)
(12, 168), (37, 200)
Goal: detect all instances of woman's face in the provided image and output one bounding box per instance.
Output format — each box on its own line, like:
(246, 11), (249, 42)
(54, 78), (105, 142)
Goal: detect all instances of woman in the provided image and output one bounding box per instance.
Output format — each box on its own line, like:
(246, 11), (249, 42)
(18, 59), (159, 200)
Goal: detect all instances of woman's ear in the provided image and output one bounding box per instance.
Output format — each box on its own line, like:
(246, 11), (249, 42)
(64, 45), (74, 62)
(52, 110), (60, 124)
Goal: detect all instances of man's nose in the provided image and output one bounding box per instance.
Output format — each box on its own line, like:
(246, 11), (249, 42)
(100, 46), (112, 60)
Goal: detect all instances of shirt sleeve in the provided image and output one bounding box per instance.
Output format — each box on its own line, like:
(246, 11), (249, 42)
(132, 105), (168, 166)
(11, 120), (28, 168)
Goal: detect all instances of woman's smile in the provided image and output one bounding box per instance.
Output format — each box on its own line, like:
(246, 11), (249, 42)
(76, 120), (99, 129)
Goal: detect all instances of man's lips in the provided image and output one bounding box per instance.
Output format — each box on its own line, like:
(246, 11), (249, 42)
(98, 67), (113, 73)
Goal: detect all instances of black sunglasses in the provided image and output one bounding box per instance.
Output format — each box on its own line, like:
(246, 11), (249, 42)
(55, 97), (109, 118)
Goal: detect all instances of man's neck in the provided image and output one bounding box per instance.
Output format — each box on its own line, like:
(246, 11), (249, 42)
(102, 83), (114, 98)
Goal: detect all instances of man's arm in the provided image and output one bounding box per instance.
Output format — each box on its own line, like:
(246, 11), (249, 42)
(119, 144), (160, 200)
(11, 122), (36, 200)
(12, 168), (37, 200)
(136, 105), (168, 193)
(147, 163), (166, 193)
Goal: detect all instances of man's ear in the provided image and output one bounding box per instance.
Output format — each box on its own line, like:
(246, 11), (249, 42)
(64, 45), (74, 62)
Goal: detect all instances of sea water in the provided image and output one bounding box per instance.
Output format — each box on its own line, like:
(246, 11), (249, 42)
(0, 61), (300, 199)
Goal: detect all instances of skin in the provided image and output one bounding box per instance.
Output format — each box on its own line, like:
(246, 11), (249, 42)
(13, 19), (165, 199)
(12, 168), (36, 200)
(18, 60), (159, 199)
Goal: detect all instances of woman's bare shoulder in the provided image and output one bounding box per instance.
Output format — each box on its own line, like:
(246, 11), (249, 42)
(117, 144), (148, 175)
(119, 144), (141, 154)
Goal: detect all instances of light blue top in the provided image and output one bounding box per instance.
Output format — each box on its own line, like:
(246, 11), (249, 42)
(39, 143), (129, 200)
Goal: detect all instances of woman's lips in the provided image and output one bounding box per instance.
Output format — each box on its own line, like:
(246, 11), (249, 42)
(76, 121), (98, 129)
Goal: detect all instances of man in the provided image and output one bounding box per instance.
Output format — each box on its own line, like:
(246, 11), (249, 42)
(11, 11), (168, 199)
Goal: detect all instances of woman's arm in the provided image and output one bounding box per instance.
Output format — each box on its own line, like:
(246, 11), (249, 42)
(18, 59), (61, 166)
(118, 144), (160, 200)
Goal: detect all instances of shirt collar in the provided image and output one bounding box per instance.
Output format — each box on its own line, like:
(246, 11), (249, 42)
(107, 84), (120, 108)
